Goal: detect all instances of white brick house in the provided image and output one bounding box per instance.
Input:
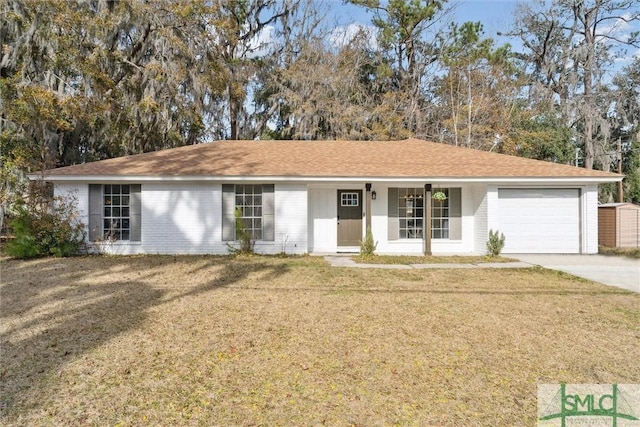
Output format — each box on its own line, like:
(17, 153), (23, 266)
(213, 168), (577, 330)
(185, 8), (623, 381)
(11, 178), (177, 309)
(35, 139), (622, 255)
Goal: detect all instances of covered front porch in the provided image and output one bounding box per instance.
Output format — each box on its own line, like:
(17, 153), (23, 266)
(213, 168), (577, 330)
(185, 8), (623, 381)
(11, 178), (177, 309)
(306, 182), (486, 255)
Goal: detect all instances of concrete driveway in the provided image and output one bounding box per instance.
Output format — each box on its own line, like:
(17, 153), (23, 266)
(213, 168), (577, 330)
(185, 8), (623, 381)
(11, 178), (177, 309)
(513, 254), (640, 293)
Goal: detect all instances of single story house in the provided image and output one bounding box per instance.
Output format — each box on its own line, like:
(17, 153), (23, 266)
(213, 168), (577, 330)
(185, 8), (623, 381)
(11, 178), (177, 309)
(33, 138), (622, 255)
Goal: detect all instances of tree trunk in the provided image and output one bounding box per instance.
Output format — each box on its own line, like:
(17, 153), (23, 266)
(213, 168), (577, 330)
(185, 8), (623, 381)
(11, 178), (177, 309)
(449, 73), (459, 146)
(229, 67), (239, 140)
(466, 63), (472, 148)
(229, 96), (239, 140)
(582, 5), (595, 170)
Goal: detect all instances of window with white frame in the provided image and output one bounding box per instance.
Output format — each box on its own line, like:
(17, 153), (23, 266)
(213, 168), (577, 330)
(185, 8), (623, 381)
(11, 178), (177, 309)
(103, 184), (130, 240)
(222, 184), (274, 242)
(392, 187), (456, 239)
(341, 192), (359, 206)
(398, 187), (424, 239)
(235, 184), (263, 240)
(431, 188), (449, 239)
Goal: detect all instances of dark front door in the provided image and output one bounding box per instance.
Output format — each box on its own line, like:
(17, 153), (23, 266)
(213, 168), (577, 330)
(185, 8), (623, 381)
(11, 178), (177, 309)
(337, 190), (363, 246)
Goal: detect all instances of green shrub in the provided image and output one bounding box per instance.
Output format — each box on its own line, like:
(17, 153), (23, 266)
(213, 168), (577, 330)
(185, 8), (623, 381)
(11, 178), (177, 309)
(5, 210), (40, 258)
(486, 229), (506, 257)
(4, 193), (86, 259)
(359, 227), (377, 257)
(228, 207), (255, 254)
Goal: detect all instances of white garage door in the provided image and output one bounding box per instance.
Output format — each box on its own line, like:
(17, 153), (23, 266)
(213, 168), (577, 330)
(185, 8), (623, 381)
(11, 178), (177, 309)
(498, 189), (580, 253)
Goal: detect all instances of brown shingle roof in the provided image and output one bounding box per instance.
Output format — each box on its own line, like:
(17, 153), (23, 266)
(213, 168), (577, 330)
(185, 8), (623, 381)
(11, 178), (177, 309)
(43, 138), (621, 179)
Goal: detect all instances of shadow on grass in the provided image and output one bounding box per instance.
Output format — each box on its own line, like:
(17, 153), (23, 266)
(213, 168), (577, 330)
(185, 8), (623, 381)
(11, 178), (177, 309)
(2, 254), (630, 423)
(0, 263), (162, 417)
(162, 256), (291, 303)
(0, 255), (290, 421)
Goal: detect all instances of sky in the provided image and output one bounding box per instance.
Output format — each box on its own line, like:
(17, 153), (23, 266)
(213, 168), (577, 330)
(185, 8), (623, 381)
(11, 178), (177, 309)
(332, 0), (518, 41)
(452, 0), (518, 37)
(326, 0), (640, 67)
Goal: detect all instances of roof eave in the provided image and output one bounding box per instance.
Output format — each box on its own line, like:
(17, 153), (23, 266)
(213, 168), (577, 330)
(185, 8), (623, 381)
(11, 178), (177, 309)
(30, 174), (623, 184)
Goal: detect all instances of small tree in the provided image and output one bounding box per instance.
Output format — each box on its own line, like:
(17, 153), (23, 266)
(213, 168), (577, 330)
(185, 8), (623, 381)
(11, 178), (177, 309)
(486, 229), (505, 257)
(359, 227), (377, 257)
(228, 207), (254, 254)
(4, 186), (86, 258)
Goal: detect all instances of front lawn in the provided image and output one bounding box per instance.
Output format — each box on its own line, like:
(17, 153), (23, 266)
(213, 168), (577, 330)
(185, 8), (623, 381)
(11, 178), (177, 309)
(351, 254), (516, 264)
(1, 255), (638, 425)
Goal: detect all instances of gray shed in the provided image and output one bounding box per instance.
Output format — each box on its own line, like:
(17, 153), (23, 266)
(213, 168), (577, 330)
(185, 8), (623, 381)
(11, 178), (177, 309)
(598, 203), (640, 248)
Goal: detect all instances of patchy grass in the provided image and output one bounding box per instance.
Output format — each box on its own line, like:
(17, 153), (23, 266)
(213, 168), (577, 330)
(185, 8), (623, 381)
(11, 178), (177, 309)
(599, 245), (640, 259)
(1, 255), (638, 426)
(352, 254), (517, 264)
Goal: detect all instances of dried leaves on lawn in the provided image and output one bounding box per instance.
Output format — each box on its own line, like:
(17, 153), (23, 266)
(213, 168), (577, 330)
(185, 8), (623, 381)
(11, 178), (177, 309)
(1, 255), (638, 426)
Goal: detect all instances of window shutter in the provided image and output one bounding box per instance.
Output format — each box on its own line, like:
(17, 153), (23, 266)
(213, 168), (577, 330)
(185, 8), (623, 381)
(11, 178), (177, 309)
(129, 184), (141, 242)
(388, 188), (399, 240)
(88, 184), (102, 242)
(449, 188), (462, 240)
(222, 184), (236, 241)
(262, 184), (275, 241)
